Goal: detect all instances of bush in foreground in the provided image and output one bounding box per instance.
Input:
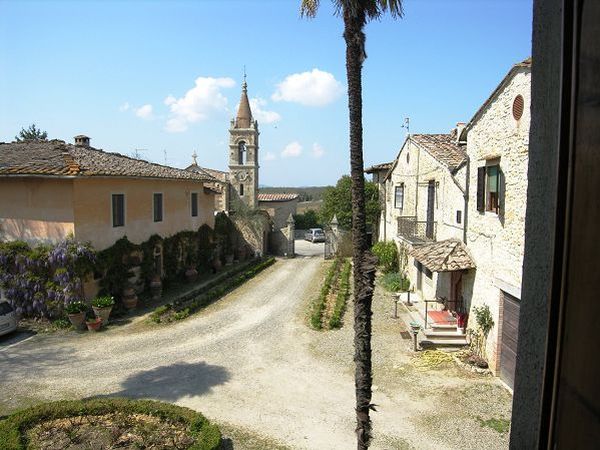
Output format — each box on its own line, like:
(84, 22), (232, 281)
(0, 398), (221, 450)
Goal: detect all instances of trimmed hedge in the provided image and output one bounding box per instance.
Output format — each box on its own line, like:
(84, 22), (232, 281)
(151, 257), (276, 324)
(0, 398), (221, 450)
(328, 258), (351, 329)
(310, 256), (342, 330)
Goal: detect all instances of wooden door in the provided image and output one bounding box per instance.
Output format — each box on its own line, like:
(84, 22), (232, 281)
(426, 180), (435, 239)
(500, 292), (520, 389)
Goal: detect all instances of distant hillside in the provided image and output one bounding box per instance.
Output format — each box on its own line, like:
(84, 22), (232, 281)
(259, 186), (328, 202)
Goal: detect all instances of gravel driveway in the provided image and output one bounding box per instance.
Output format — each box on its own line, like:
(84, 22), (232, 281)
(0, 255), (511, 449)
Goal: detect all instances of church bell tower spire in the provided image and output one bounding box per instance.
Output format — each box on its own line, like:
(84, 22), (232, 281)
(228, 74), (259, 209)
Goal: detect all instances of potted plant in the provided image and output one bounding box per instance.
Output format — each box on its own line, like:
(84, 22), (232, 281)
(92, 295), (114, 325)
(65, 301), (87, 329)
(85, 311), (102, 332)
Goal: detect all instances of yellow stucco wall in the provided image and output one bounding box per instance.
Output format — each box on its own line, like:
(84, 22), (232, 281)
(0, 178), (75, 243)
(73, 178), (215, 250)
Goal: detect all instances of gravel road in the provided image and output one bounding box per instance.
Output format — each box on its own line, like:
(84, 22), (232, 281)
(0, 250), (511, 449)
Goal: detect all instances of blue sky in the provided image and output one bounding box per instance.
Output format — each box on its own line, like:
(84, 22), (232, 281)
(0, 0), (532, 186)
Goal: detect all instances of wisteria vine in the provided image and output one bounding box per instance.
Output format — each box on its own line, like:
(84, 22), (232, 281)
(0, 238), (96, 319)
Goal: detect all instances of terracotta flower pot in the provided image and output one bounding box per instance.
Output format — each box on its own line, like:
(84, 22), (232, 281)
(92, 306), (113, 325)
(123, 295), (138, 310)
(86, 318), (102, 332)
(150, 278), (162, 300)
(67, 312), (86, 330)
(185, 267), (198, 282)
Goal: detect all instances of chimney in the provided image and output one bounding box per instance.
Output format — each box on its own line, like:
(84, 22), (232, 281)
(74, 135), (90, 147)
(455, 122), (466, 143)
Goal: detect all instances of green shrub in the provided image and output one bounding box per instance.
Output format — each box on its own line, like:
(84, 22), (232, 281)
(380, 272), (410, 292)
(64, 301), (86, 314)
(329, 259), (351, 329)
(371, 241), (398, 273)
(91, 295), (115, 308)
(310, 256), (342, 329)
(0, 398), (221, 450)
(51, 318), (72, 329)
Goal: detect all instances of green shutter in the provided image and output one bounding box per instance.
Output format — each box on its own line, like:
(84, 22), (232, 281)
(477, 167), (486, 212)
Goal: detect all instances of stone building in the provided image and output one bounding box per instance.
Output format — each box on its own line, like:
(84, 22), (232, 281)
(461, 58), (531, 386)
(375, 58), (531, 388)
(0, 136), (217, 251)
(379, 131), (472, 308)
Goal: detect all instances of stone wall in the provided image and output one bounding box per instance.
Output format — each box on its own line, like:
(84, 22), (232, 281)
(382, 137), (465, 246)
(382, 135), (466, 302)
(465, 67), (531, 371)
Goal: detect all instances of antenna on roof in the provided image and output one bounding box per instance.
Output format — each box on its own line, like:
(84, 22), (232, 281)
(131, 148), (147, 160)
(401, 117), (410, 136)
(164, 149), (168, 165)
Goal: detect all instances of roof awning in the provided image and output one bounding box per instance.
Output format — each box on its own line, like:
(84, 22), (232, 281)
(409, 238), (476, 272)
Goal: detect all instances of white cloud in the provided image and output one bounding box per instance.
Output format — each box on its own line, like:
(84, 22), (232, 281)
(135, 104), (153, 120)
(249, 97), (281, 124)
(281, 141), (303, 158)
(312, 142), (325, 158)
(272, 69), (343, 107)
(263, 151), (277, 161)
(119, 102), (130, 112)
(164, 76), (235, 133)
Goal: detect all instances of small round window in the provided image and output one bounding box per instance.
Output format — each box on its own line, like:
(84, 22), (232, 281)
(512, 94), (524, 121)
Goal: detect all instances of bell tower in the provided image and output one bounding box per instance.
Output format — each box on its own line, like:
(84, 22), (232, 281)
(229, 76), (259, 209)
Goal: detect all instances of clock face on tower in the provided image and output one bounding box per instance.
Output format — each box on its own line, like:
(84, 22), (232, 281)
(235, 170), (251, 182)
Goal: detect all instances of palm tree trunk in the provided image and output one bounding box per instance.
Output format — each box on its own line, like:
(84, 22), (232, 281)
(343, 8), (378, 450)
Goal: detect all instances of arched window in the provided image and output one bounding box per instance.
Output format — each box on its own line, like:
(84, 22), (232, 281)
(238, 141), (246, 164)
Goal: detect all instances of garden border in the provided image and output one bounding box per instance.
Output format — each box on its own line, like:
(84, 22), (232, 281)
(0, 397), (221, 450)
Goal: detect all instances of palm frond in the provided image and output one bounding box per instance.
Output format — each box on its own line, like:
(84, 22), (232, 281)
(300, 0), (320, 18)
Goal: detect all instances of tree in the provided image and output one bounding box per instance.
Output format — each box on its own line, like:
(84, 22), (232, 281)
(321, 175), (379, 230)
(301, 1), (403, 448)
(15, 124), (48, 142)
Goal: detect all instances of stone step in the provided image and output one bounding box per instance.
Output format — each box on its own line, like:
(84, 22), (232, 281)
(431, 323), (459, 331)
(420, 338), (469, 347)
(424, 330), (467, 339)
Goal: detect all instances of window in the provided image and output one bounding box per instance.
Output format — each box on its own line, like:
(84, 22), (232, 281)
(477, 163), (503, 214)
(191, 192), (198, 217)
(238, 141), (246, 164)
(153, 193), (163, 222)
(456, 210), (462, 224)
(112, 194), (125, 227)
(239, 184), (244, 196)
(394, 183), (404, 209)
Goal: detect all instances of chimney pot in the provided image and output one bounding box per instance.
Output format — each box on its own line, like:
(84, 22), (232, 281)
(455, 122), (466, 143)
(74, 135), (90, 147)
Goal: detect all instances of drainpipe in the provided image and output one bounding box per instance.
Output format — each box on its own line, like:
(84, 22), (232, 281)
(463, 155), (470, 244)
(449, 158), (468, 244)
(414, 137), (420, 219)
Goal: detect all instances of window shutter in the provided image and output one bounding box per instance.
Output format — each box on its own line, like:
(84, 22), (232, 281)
(498, 168), (506, 221)
(477, 167), (486, 212)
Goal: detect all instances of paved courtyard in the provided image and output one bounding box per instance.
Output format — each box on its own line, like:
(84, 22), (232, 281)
(0, 254), (512, 449)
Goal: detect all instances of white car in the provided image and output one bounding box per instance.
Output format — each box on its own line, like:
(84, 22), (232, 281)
(0, 301), (17, 337)
(305, 228), (326, 243)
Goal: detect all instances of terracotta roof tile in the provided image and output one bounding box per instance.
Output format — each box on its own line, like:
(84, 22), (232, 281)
(0, 140), (215, 182)
(410, 238), (476, 272)
(410, 134), (467, 170)
(365, 162), (393, 173)
(258, 193), (299, 202)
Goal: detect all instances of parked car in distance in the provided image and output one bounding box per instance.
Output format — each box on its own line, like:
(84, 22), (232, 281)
(305, 228), (326, 243)
(0, 301), (17, 337)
